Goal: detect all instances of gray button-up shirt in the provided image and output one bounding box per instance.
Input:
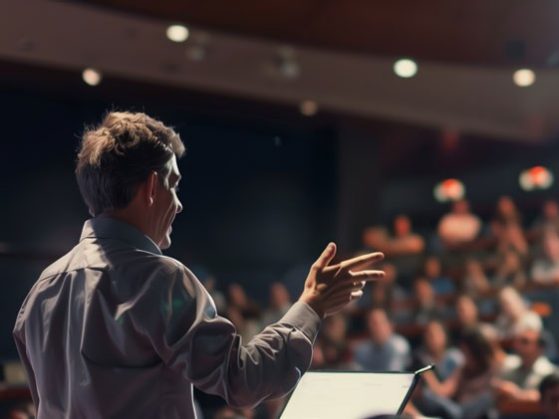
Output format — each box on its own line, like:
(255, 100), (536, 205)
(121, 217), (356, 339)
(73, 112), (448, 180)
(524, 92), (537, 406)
(13, 217), (321, 418)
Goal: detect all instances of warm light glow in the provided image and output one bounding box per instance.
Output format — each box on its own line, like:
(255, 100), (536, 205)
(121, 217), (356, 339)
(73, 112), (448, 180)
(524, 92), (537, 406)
(393, 58), (418, 78)
(519, 166), (553, 190)
(166, 24), (189, 43)
(82, 68), (102, 86)
(300, 100), (318, 116)
(434, 179), (465, 202)
(513, 68), (536, 87)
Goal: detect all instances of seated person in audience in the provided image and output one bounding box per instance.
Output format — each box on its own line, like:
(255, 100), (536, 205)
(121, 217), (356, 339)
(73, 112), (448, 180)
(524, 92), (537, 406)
(358, 263), (408, 314)
(353, 308), (411, 372)
(389, 214), (425, 255)
(493, 249), (527, 288)
(461, 259), (491, 297)
(455, 295), (481, 331)
(415, 320), (464, 379)
(532, 200), (559, 239)
(261, 282), (292, 325)
(413, 320), (465, 416)
(437, 199), (482, 248)
(454, 295), (495, 344)
(496, 286), (542, 340)
(312, 314), (359, 371)
(226, 283), (262, 341)
(362, 225), (391, 251)
(479, 324), (510, 374)
(421, 328), (498, 419)
(202, 275), (227, 314)
(386, 215), (426, 283)
(412, 278), (447, 325)
(532, 228), (559, 286)
(491, 195), (528, 256)
(493, 319), (557, 402)
(422, 255), (455, 295)
(540, 372), (559, 419)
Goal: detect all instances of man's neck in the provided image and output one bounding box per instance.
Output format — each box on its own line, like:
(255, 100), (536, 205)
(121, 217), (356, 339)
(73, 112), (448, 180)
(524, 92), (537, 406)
(99, 212), (150, 239)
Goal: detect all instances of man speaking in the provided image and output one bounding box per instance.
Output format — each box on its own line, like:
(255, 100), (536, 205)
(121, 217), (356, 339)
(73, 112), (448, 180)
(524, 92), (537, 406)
(13, 112), (384, 418)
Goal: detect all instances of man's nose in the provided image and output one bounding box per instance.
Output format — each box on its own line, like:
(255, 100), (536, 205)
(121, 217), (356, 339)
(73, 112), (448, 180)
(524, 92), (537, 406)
(176, 199), (183, 214)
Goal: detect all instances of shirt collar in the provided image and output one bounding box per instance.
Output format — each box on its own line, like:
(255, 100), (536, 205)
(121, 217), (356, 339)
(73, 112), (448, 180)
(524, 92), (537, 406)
(80, 217), (162, 255)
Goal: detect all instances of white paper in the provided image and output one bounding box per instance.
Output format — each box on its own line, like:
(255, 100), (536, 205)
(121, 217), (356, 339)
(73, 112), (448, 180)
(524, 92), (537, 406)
(280, 372), (415, 419)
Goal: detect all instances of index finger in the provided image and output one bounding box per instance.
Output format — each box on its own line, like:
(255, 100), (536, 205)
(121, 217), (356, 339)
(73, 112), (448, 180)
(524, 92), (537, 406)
(327, 252), (384, 274)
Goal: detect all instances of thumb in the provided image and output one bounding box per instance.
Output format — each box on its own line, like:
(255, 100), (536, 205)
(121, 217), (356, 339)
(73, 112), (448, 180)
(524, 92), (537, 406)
(312, 242), (337, 271)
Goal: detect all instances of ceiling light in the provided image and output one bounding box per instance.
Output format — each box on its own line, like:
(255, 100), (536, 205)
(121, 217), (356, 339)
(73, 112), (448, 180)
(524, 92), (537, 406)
(513, 68), (535, 87)
(393, 58), (418, 78)
(166, 24), (189, 43)
(82, 68), (102, 86)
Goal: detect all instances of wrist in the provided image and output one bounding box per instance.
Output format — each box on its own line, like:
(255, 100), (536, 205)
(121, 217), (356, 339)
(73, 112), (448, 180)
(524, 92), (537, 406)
(298, 295), (325, 319)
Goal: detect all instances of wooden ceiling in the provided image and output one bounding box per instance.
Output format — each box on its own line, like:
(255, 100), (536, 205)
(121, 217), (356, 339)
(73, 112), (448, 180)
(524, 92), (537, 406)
(84, 0), (559, 67)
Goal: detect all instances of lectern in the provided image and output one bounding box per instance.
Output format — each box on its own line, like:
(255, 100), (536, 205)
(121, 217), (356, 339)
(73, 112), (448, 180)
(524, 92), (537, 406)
(280, 366), (433, 419)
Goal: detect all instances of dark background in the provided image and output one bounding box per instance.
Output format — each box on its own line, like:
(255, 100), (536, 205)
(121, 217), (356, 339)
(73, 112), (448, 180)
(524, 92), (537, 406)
(2, 63), (559, 361)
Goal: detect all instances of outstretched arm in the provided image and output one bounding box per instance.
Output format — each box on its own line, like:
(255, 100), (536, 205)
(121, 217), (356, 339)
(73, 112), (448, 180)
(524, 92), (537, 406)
(134, 244), (384, 408)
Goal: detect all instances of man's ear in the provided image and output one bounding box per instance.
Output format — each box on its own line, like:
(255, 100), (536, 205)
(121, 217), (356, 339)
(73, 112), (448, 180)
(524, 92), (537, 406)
(145, 171), (159, 207)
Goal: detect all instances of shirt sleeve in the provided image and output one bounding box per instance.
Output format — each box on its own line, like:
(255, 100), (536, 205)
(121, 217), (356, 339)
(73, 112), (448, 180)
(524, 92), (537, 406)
(129, 262), (321, 408)
(13, 291), (40, 409)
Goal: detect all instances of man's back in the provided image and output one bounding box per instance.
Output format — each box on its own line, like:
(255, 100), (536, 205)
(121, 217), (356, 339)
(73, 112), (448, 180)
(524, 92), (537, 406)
(14, 217), (322, 418)
(14, 218), (198, 418)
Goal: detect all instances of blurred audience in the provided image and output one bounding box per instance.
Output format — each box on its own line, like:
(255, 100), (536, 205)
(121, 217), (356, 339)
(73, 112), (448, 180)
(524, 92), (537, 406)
(437, 199), (482, 248)
(312, 314), (359, 370)
(422, 255), (455, 295)
(532, 229), (559, 286)
(413, 320), (464, 417)
(261, 282), (292, 326)
(353, 309), (411, 372)
(421, 328), (498, 419)
(203, 276), (227, 314)
(496, 286), (542, 340)
(412, 278), (446, 325)
(494, 318), (557, 403)
(180, 195), (559, 418)
(358, 263), (407, 316)
(540, 372), (559, 419)
(493, 249), (527, 288)
(363, 216), (425, 283)
(226, 283), (261, 341)
(461, 259), (491, 297)
(390, 215), (425, 256)
(491, 195), (529, 256)
(532, 200), (559, 238)
(414, 320), (464, 378)
(455, 295), (481, 331)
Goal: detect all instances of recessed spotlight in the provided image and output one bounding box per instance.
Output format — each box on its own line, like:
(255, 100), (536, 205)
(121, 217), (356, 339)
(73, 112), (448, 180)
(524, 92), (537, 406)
(393, 58), (418, 78)
(300, 100), (318, 116)
(513, 68), (535, 87)
(82, 68), (102, 86)
(166, 24), (189, 43)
